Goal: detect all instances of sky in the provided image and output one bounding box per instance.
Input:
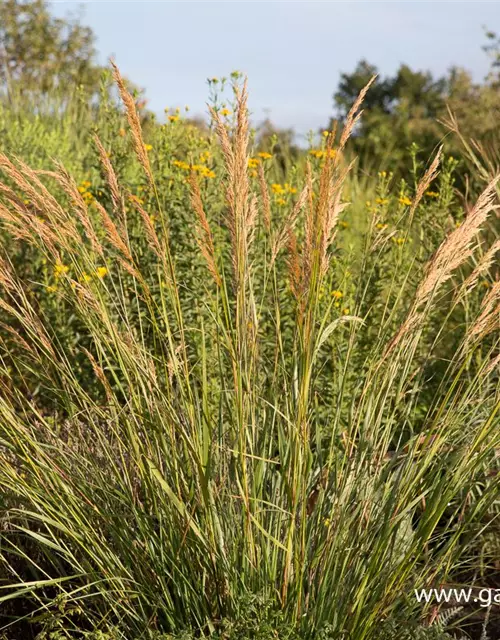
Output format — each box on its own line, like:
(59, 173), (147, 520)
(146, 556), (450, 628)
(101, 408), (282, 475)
(49, 1), (500, 142)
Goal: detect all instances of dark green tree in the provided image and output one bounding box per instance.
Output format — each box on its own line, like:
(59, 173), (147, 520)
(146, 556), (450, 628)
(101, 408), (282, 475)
(330, 30), (500, 182)
(334, 59), (393, 117)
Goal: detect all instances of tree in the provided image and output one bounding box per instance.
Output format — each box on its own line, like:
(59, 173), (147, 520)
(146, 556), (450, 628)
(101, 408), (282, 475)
(334, 60), (393, 117)
(330, 62), (448, 173)
(0, 0), (101, 96)
(391, 64), (446, 118)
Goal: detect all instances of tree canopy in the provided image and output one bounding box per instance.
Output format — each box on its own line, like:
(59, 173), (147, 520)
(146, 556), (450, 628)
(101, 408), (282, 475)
(0, 0), (101, 96)
(330, 37), (500, 181)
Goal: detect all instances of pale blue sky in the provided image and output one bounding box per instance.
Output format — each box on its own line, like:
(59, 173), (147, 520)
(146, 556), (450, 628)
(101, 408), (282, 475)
(49, 1), (500, 140)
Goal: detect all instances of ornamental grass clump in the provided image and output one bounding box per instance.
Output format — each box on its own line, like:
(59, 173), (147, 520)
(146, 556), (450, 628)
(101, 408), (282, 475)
(0, 68), (499, 640)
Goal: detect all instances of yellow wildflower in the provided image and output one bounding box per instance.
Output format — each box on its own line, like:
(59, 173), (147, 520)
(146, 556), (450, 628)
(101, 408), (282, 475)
(258, 152), (273, 160)
(271, 183), (285, 195)
(342, 308), (350, 315)
(128, 194), (144, 205)
(46, 285), (58, 293)
(220, 108), (231, 117)
(322, 130), (330, 137)
(81, 273), (92, 283)
(168, 115), (179, 123)
(144, 144), (153, 152)
(375, 198), (389, 206)
(309, 149), (322, 158)
(173, 160), (190, 171)
(54, 262), (69, 277)
(248, 158), (259, 169)
(96, 267), (108, 279)
(309, 148), (336, 159)
(199, 167), (216, 179)
(426, 191), (439, 198)
(376, 223), (388, 230)
(276, 198), (286, 206)
(331, 290), (343, 300)
(118, 128), (126, 137)
(399, 196), (412, 206)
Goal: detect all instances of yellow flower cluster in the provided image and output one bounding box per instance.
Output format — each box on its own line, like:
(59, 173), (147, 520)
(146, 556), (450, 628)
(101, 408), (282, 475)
(96, 266), (108, 279)
(173, 160), (190, 170)
(426, 191), (439, 198)
(47, 263), (108, 293)
(198, 167), (216, 179)
(128, 194), (145, 205)
(398, 196), (412, 206)
(172, 160), (215, 179)
(248, 153), (273, 170)
(54, 262), (70, 278)
(81, 267), (108, 282)
(309, 148), (336, 159)
(77, 180), (93, 204)
(220, 108), (231, 117)
(271, 183), (297, 196)
(375, 198), (389, 206)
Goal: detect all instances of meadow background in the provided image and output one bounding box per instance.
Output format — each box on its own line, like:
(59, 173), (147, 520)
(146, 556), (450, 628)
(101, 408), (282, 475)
(0, 1), (500, 639)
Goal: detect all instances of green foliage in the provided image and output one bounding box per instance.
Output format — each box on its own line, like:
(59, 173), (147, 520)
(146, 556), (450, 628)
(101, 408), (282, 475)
(331, 35), (500, 185)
